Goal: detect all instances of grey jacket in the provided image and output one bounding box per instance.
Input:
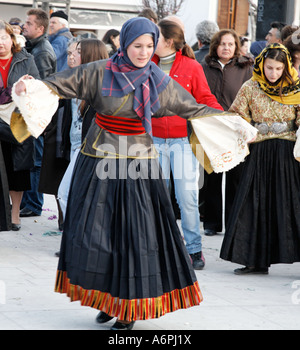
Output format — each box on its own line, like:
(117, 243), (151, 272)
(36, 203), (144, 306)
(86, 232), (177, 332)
(8, 48), (40, 85)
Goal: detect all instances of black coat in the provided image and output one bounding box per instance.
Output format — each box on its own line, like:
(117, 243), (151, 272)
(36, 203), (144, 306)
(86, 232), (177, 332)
(25, 34), (56, 79)
(201, 55), (253, 111)
(38, 101), (69, 195)
(194, 45), (210, 64)
(38, 99), (96, 195)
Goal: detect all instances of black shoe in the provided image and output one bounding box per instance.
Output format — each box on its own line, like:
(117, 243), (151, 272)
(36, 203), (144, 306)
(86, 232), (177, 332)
(204, 229), (217, 236)
(20, 208), (40, 217)
(11, 223), (21, 231)
(234, 266), (269, 275)
(190, 251), (205, 270)
(111, 320), (135, 330)
(96, 311), (114, 324)
(54, 251), (60, 257)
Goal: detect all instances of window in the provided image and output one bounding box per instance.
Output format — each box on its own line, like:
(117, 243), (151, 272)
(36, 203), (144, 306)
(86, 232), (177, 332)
(217, 0), (249, 35)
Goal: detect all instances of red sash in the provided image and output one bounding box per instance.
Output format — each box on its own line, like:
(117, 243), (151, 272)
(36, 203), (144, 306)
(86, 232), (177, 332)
(95, 113), (146, 135)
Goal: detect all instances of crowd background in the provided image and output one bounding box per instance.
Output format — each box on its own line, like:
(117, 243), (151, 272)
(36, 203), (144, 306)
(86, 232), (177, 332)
(1, 4), (300, 252)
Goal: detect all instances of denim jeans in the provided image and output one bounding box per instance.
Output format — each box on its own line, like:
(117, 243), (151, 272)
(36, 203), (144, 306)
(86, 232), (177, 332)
(21, 136), (44, 215)
(153, 136), (202, 254)
(57, 148), (80, 220)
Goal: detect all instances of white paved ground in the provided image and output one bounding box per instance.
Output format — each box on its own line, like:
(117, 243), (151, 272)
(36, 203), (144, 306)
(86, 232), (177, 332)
(0, 194), (299, 331)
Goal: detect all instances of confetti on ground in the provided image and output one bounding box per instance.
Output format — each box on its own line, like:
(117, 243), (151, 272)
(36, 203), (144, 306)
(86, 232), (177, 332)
(42, 231), (62, 236)
(43, 208), (56, 212)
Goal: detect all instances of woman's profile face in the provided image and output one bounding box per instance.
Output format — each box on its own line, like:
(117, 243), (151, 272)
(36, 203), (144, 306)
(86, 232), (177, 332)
(126, 34), (154, 68)
(111, 35), (120, 49)
(155, 30), (173, 58)
(240, 40), (249, 56)
(263, 57), (285, 84)
(67, 42), (81, 69)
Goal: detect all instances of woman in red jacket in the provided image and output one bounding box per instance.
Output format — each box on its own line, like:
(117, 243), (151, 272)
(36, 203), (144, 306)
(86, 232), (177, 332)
(152, 18), (223, 269)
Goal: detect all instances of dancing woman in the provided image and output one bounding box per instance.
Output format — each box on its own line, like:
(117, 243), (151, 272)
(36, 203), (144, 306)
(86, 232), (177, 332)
(13, 17), (255, 329)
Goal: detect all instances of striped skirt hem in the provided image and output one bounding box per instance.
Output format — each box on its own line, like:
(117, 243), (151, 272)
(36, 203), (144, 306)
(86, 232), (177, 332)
(55, 270), (203, 321)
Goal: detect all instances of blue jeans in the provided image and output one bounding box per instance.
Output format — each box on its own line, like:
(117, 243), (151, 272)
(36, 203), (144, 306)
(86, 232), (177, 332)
(153, 136), (202, 254)
(21, 136), (44, 214)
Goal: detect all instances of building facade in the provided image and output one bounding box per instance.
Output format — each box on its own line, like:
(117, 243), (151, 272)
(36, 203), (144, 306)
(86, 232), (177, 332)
(0, 0), (299, 45)
(0, 0), (142, 39)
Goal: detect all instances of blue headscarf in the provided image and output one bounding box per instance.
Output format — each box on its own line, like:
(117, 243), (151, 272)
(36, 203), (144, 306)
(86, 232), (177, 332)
(102, 17), (170, 135)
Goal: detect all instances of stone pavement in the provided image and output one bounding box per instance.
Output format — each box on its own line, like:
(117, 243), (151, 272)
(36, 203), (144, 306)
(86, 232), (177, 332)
(0, 194), (300, 331)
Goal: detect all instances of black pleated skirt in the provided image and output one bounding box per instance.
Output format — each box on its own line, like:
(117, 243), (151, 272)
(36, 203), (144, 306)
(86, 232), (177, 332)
(220, 139), (300, 268)
(55, 153), (202, 321)
(0, 142), (11, 231)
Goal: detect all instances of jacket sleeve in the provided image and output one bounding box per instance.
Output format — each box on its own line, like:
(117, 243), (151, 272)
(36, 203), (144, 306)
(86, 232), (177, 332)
(50, 36), (69, 62)
(156, 79), (226, 119)
(27, 54), (40, 80)
(228, 81), (252, 123)
(34, 50), (56, 79)
(191, 64), (223, 111)
(43, 62), (98, 102)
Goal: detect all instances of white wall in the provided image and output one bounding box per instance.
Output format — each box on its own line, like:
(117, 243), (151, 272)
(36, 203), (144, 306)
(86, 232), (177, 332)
(176, 0), (218, 46)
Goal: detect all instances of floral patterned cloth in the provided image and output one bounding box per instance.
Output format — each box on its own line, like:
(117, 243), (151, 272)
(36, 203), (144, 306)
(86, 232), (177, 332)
(229, 79), (300, 144)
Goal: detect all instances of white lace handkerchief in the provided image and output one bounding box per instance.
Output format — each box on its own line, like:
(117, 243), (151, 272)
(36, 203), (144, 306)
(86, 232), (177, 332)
(190, 114), (258, 173)
(0, 102), (16, 125)
(11, 78), (59, 138)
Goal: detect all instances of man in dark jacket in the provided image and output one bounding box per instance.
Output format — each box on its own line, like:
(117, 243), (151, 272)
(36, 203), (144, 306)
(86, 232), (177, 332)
(20, 8), (57, 218)
(194, 20), (219, 64)
(22, 8), (56, 79)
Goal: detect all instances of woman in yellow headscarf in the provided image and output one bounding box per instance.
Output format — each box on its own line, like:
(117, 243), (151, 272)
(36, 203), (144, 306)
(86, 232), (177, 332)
(220, 43), (300, 275)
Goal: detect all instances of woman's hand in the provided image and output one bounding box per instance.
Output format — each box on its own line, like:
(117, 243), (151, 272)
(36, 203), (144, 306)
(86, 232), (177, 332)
(14, 75), (34, 96)
(14, 80), (26, 96)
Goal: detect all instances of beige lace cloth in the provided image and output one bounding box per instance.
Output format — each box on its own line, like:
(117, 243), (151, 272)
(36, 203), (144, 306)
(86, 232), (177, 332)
(190, 113), (257, 173)
(11, 78), (59, 139)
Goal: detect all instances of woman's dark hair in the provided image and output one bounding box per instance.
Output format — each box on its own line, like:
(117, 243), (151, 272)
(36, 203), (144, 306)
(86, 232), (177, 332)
(138, 7), (158, 24)
(239, 36), (249, 46)
(264, 48), (296, 96)
(283, 33), (300, 66)
(158, 19), (195, 59)
(78, 38), (109, 64)
(209, 29), (240, 59)
(77, 38), (109, 114)
(102, 29), (120, 52)
(281, 25), (299, 42)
